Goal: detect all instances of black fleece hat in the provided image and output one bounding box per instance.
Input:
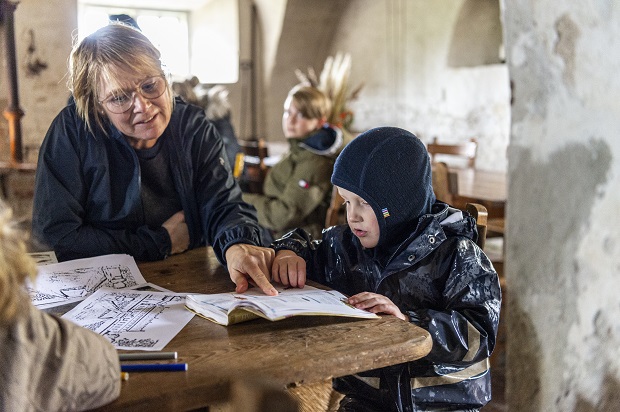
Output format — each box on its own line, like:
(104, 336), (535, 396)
(331, 126), (436, 247)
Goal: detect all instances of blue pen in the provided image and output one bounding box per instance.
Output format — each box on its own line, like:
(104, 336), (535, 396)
(120, 363), (188, 372)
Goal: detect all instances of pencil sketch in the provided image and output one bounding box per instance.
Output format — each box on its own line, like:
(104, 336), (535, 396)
(63, 289), (195, 351)
(28, 254), (146, 309)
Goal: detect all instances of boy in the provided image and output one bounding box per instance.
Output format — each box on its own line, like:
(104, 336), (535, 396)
(271, 127), (501, 411)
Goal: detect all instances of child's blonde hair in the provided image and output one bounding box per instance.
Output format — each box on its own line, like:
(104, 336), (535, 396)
(0, 202), (37, 325)
(285, 85), (332, 122)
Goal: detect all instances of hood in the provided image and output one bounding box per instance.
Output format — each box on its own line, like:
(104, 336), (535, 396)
(298, 125), (344, 157)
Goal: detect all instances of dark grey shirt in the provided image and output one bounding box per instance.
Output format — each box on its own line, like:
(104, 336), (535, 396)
(135, 136), (183, 228)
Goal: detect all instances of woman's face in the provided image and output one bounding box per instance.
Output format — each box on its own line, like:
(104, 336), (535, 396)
(338, 187), (380, 249)
(98, 73), (172, 149)
(282, 98), (322, 139)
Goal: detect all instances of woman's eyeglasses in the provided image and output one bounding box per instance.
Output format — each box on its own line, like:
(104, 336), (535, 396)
(99, 76), (167, 114)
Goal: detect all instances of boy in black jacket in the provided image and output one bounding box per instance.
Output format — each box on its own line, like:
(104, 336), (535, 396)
(271, 127), (501, 411)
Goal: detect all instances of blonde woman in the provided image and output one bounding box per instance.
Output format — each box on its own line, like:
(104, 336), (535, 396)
(0, 202), (120, 411)
(32, 22), (277, 296)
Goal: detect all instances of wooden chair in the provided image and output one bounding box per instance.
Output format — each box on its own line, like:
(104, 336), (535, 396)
(428, 137), (477, 169)
(238, 138), (269, 159)
(465, 202), (488, 250)
(325, 186), (345, 228)
(235, 138), (269, 194)
(431, 161), (459, 205)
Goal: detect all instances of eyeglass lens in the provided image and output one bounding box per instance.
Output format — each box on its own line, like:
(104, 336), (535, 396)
(103, 76), (166, 113)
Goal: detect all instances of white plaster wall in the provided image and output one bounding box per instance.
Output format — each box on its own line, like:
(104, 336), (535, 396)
(503, 0), (620, 410)
(330, 0), (510, 171)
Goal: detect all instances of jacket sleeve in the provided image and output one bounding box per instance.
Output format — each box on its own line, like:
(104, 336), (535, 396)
(32, 108), (171, 262)
(271, 226), (354, 290)
(180, 108), (264, 264)
(0, 304), (120, 411)
(406, 239), (501, 365)
(244, 154), (333, 232)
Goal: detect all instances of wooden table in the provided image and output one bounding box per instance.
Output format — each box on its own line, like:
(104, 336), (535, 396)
(451, 168), (507, 219)
(98, 247), (432, 411)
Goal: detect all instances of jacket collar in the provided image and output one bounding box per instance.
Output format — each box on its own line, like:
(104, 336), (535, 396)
(378, 202), (478, 272)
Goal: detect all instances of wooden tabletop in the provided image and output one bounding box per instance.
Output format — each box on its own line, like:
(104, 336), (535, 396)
(450, 168), (507, 219)
(98, 247), (432, 411)
(453, 168), (506, 203)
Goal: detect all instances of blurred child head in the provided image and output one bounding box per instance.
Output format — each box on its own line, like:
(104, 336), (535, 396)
(0, 202), (37, 326)
(331, 127), (436, 249)
(282, 85), (332, 139)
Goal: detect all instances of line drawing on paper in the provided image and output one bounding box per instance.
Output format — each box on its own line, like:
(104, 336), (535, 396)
(28, 254), (146, 309)
(63, 289), (194, 351)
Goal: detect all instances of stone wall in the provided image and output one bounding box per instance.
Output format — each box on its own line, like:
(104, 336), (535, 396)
(257, 0), (510, 172)
(502, 1), (620, 410)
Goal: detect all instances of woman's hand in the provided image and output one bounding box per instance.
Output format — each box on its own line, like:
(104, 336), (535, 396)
(225, 244), (278, 296)
(162, 211), (189, 255)
(272, 250), (307, 288)
(347, 292), (407, 321)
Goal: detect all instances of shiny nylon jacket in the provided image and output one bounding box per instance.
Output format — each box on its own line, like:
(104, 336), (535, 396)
(32, 98), (263, 263)
(272, 203), (501, 411)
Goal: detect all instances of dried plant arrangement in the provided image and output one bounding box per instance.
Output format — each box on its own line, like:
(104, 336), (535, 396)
(295, 53), (363, 131)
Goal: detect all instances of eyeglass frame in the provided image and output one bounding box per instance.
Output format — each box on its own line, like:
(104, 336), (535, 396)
(98, 75), (168, 114)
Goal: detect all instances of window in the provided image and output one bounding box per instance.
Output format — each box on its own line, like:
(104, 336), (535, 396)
(77, 5), (190, 78)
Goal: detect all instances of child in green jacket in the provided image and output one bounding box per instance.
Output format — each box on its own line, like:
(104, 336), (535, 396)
(243, 85), (348, 240)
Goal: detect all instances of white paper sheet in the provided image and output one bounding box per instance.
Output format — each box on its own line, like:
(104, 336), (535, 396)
(28, 250), (58, 265)
(62, 288), (195, 351)
(28, 254), (146, 309)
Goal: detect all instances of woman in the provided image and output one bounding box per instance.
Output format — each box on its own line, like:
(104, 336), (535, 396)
(32, 23), (276, 295)
(0, 202), (120, 411)
(243, 85), (348, 240)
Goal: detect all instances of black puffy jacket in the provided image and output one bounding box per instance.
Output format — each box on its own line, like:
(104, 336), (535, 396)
(33, 98), (263, 263)
(272, 203), (501, 411)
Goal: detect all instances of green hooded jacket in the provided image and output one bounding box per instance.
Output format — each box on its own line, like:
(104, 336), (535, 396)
(243, 125), (350, 239)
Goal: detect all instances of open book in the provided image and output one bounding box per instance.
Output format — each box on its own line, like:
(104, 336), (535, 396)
(185, 285), (380, 326)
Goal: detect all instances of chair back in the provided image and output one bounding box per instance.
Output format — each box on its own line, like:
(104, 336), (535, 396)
(239, 138), (269, 159)
(428, 137), (477, 169)
(235, 138), (269, 194)
(465, 203), (488, 249)
(325, 186), (345, 228)
(431, 161), (459, 205)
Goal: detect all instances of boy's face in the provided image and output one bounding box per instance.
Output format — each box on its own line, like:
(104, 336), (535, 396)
(337, 187), (380, 249)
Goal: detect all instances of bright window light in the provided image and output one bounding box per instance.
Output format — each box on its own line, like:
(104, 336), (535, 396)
(77, 5), (190, 78)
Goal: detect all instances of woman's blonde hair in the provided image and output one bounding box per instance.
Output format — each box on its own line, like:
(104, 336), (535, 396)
(69, 22), (173, 134)
(0, 202), (37, 325)
(286, 85), (332, 122)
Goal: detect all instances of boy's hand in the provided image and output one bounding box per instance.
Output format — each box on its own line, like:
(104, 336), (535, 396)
(272, 250), (307, 288)
(348, 292), (407, 321)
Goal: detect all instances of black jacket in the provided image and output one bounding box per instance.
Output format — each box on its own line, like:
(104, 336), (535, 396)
(272, 203), (501, 411)
(32, 98), (263, 263)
